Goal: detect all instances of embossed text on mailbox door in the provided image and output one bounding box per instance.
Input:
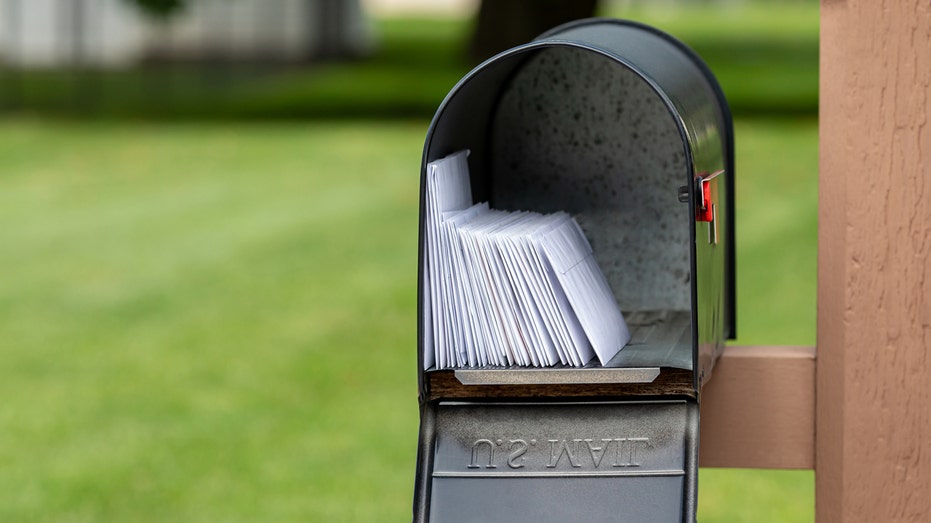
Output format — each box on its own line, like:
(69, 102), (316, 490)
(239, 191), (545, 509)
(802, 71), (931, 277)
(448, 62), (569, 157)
(432, 401), (689, 478)
(467, 436), (651, 470)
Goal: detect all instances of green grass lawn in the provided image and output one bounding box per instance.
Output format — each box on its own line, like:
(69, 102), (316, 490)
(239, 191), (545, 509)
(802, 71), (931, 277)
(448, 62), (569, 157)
(0, 115), (815, 522)
(0, 120), (423, 521)
(0, 2), (819, 521)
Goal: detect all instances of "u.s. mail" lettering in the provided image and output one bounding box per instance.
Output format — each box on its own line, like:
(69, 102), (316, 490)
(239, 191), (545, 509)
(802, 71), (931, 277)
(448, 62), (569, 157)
(467, 437), (650, 470)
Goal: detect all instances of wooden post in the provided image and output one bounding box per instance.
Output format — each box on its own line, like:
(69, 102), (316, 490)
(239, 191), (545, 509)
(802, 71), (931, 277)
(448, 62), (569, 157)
(818, 1), (931, 521)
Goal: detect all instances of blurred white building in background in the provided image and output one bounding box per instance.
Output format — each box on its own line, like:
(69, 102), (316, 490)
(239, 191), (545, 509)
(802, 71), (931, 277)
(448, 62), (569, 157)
(0, 0), (374, 68)
(363, 0), (477, 17)
(0, 0), (722, 69)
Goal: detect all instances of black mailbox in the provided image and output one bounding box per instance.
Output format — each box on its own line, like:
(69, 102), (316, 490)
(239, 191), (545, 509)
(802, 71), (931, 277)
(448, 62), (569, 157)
(414, 19), (735, 522)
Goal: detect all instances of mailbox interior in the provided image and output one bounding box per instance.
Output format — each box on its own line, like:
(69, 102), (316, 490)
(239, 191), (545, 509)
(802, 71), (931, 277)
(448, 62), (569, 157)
(422, 44), (695, 376)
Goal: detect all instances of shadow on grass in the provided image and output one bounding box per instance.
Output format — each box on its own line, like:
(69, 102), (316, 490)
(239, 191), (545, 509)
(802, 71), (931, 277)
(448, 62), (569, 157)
(696, 36), (818, 117)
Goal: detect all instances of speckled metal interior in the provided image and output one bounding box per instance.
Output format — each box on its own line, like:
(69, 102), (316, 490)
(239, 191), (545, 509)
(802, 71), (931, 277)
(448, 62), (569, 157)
(490, 47), (691, 311)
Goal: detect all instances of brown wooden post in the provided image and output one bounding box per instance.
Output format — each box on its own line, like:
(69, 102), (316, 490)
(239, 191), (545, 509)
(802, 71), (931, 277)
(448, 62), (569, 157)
(818, 1), (931, 521)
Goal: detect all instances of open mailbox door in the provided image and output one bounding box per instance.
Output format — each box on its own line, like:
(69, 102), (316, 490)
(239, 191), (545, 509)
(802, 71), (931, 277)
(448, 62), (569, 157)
(414, 19), (735, 523)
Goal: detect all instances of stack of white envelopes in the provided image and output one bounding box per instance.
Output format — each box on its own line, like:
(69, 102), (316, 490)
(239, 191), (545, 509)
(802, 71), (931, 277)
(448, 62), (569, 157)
(423, 150), (631, 370)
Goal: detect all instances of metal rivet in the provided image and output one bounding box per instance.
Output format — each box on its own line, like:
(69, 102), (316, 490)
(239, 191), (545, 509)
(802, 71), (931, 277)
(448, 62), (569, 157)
(677, 185), (689, 203)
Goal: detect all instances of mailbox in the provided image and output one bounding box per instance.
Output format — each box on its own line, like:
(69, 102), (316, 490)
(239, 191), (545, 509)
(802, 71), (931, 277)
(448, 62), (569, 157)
(414, 18), (735, 522)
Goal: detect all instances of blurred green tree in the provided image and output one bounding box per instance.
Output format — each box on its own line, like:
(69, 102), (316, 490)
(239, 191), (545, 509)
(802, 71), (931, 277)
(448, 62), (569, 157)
(124, 0), (184, 17)
(468, 0), (599, 63)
